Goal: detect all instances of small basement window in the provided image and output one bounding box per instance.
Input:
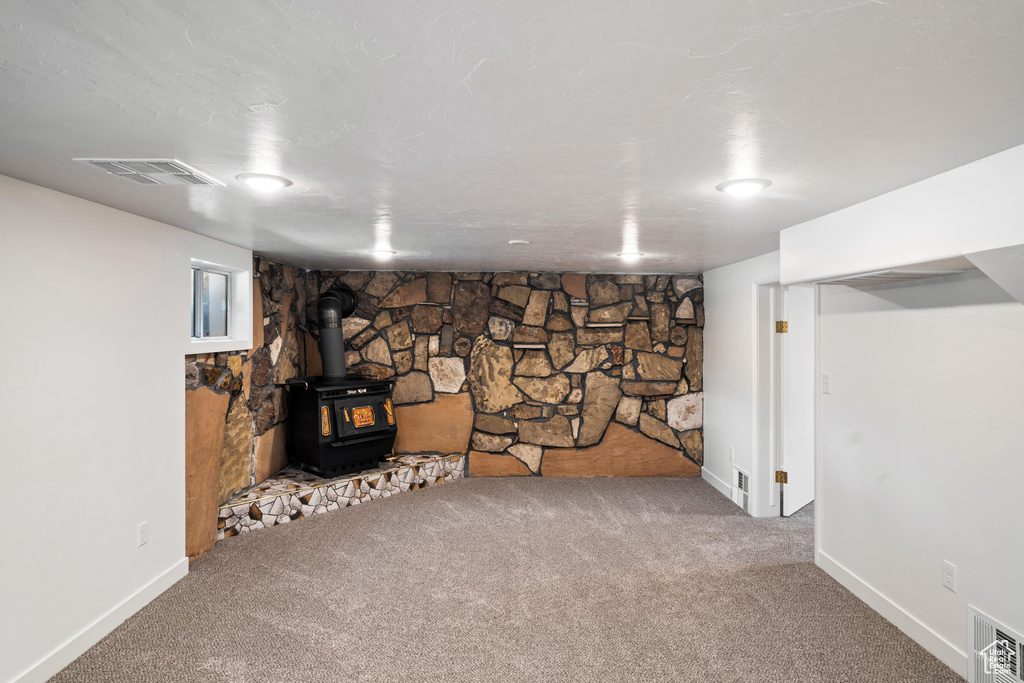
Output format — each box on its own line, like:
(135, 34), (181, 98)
(188, 257), (252, 354)
(192, 266), (230, 339)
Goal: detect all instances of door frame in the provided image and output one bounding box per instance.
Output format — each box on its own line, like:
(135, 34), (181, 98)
(752, 282), (818, 518)
(754, 283), (781, 517)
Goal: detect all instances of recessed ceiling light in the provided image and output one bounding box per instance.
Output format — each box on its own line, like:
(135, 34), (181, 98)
(508, 239), (531, 245)
(237, 173), (292, 192)
(617, 252), (644, 263)
(716, 178), (771, 197)
(371, 249), (397, 260)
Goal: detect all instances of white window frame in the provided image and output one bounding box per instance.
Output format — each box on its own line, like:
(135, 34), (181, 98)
(188, 257), (252, 354)
(192, 265), (232, 340)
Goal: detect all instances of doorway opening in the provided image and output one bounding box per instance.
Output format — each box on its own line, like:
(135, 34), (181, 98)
(756, 284), (816, 517)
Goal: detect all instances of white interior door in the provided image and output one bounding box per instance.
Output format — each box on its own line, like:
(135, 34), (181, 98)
(780, 285), (816, 516)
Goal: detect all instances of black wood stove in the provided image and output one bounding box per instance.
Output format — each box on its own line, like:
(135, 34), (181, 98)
(287, 285), (397, 478)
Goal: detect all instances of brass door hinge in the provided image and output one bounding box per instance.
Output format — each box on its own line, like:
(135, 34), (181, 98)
(775, 470), (788, 484)
(775, 321), (788, 333)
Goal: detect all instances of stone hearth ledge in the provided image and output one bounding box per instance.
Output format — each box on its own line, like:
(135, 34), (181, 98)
(217, 454), (466, 540)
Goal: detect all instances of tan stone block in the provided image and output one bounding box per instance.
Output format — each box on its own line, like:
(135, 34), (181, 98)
(625, 321), (653, 352)
(393, 393), (474, 455)
(468, 337), (522, 412)
(577, 327), (623, 345)
(638, 413), (679, 448)
(561, 273), (587, 299)
(413, 336), (429, 371)
(429, 356), (466, 393)
(588, 280), (620, 306)
(542, 423), (700, 477)
(636, 352), (683, 381)
(675, 298), (696, 322)
(518, 415), (574, 447)
(679, 429), (703, 466)
(427, 272), (453, 303)
(508, 404), (543, 420)
(393, 371), (433, 404)
(686, 327), (703, 391)
(250, 279), (264, 352)
(577, 371), (621, 446)
(241, 358), (253, 400)
(589, 301), (633, 324)
(364, 272), (399, 298)
(471, 432), (514, 452)
(394, 349), (413, 374)
(475, 413), (517, 434)
(411, 305), (444, 334)
(385, 321), (413, 350)
(548, 332), (576, 369)
(185, 387), (229, 559)
(508, 443), (543, 473)
(648, 399), (667, 420)
(513, 374), (570, 404)
(380, 278), (427, 308)
(563, 346), (610, 374)
(219, 398), (254, 504)
(615, 396), (641, 425)
(651, 303), (671, 342)
(522, 290), (550, 326)
(620, 381), (676, 397)
(515, 349), (553, 377)
(498, 285), (531, 308)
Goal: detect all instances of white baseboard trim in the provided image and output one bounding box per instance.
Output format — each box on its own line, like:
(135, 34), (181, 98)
(816, 550), (967, 679)
(702, 467), (732, 499)
(11, 557), (189, 683)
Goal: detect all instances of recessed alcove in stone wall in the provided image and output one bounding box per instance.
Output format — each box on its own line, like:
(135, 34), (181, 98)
(308, 269), (704, 478)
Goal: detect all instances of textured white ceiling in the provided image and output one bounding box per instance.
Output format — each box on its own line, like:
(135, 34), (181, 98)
(2, 0), (1024, 272)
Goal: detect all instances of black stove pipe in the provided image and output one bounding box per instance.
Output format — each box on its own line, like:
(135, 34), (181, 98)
(317, 285), (358, 384)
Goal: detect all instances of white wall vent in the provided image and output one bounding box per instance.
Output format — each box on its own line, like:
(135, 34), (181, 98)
(732, 467), (750, 512)
(969, 606), (1023, 682)
(74, 158), (225, 187)
(817, 269), (966, 286)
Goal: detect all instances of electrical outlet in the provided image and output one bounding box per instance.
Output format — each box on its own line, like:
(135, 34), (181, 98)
(822, 372), (832, 395)
(137, 521), (148, 547)
(729, 446), (735, 462)
(942, 560), (956, 592)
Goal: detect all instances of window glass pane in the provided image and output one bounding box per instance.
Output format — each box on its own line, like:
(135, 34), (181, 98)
(202, 271), (229, 337)
(191, 268), (199, 338)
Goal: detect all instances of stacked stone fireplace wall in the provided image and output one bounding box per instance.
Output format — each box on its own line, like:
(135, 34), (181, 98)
(310, 270), (704, 478)
(185, 262), (704, 559)
(185, 257), (310, 558)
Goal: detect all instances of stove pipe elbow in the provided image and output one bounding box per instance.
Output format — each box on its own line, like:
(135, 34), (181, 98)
(317, 285), (358, 384)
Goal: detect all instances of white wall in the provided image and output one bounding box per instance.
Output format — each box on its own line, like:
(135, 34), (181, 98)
(780, 142), (1024, 284)
(817, 272), (1024, 677)
(0, 175), (251, 683)
(702, 251), (779, 512)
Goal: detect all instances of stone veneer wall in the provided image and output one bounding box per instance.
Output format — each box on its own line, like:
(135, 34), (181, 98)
(185, 257), (310, 558)
(309, 270), (704, 478)
(186, 265), (705, 558)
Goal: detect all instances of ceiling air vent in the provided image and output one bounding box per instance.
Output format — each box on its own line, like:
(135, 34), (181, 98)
(817, 269), (966, 287)
(74, 158), (224, 187)
(969, 606), (1022, 682)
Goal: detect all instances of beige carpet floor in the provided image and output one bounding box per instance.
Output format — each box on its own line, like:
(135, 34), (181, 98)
(51, 477), (962, 682)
